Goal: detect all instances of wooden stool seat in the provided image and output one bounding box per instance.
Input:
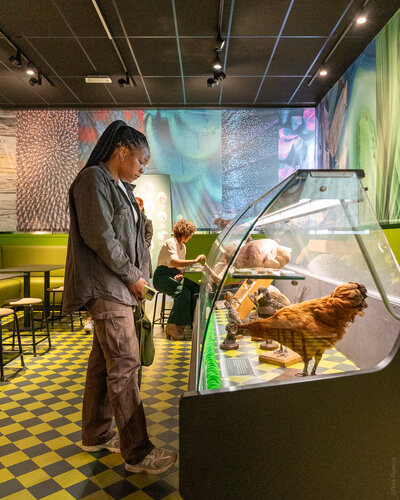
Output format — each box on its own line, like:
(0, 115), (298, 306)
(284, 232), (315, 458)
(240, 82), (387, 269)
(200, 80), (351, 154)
(47, 286), (64, 292)
(0, 308), (14, 317)
(9, 298), (42, 306)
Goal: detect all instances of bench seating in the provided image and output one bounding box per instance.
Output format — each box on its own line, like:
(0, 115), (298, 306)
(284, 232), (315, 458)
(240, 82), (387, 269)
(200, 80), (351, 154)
(0, 246), (66, 306)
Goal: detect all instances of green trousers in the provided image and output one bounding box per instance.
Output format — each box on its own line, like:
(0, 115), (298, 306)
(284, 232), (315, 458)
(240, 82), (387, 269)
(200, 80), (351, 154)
(153, 265), (199, 326)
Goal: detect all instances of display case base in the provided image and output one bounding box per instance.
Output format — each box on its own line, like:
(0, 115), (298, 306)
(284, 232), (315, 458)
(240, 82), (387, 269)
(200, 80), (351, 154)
(259, 348), (301, 367)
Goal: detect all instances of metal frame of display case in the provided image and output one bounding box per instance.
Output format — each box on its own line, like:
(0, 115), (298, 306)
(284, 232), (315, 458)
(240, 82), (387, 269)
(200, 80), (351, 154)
(179, 169), (400, 499)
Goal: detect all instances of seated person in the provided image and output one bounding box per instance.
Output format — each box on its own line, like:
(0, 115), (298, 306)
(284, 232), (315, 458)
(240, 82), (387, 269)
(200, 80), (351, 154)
(153, 220), (206, 340)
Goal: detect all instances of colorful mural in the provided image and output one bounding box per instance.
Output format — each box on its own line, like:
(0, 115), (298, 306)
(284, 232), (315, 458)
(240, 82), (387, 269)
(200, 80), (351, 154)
(0, 107), (316, 232)
(316, 8), (400, 225)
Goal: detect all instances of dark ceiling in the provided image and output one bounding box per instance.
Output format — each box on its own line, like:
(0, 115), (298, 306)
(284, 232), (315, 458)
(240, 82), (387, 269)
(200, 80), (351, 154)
(0, 0), (398, 108)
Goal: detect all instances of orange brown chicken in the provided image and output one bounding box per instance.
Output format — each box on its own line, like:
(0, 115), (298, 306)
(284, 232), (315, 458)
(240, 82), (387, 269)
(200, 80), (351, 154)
(237, 282), (367, 376)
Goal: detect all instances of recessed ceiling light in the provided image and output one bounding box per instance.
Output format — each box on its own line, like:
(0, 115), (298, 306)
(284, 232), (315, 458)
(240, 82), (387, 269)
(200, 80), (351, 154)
(85, 75), (112, 83)
(319, 67), (328, 76)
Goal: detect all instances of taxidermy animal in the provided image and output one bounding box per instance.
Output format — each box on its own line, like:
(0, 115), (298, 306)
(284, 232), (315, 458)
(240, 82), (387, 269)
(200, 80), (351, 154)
(248, 286), (290, 318)
(234, 239), (292, 269)
(224, 291), (240, 306)
(237, 282), (367, 376)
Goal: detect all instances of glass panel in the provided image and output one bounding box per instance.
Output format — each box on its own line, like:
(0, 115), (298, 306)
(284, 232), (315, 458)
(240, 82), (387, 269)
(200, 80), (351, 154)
(197, 170), (400, 392)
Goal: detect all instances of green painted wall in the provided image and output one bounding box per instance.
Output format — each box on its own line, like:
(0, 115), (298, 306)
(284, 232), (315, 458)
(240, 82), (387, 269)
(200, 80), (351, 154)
(0, 229), (398, 266)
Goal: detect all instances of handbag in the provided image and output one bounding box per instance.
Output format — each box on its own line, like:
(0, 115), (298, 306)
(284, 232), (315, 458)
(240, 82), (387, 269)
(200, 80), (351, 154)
(134, 301), (155, 367)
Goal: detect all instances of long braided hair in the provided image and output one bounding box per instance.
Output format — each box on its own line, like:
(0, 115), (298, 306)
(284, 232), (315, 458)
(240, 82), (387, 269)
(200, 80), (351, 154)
(84, 120), (148, 169)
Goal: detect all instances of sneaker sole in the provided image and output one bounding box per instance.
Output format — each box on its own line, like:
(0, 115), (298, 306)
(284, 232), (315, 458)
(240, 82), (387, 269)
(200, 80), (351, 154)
(82, 444), (120, 453)
(125, 458), (177, 474)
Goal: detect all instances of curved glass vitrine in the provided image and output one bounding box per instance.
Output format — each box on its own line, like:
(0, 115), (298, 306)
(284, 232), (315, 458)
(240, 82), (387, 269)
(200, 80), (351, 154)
(195, 169), (400, 391)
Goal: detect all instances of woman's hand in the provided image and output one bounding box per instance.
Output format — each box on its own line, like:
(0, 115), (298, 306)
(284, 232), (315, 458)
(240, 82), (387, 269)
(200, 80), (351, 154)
(174, 273), (184, 281)
(195, 254), (206, 263)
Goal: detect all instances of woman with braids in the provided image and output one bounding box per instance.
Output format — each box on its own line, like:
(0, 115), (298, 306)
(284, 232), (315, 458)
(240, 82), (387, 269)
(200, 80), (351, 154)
(153, 220), (206, 340)
(63, 120), (177, 474)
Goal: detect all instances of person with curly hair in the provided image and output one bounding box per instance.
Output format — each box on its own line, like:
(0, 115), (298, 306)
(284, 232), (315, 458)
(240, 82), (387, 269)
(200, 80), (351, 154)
(153, 219), (206, 340)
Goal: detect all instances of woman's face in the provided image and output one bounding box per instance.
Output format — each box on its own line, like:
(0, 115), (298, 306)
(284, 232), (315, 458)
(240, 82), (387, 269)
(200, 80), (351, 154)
(118, 144), (150, 183)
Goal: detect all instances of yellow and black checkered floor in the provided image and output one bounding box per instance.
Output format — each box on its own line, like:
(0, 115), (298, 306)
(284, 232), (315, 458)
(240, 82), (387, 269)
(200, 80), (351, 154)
(0, 322), (190, 500)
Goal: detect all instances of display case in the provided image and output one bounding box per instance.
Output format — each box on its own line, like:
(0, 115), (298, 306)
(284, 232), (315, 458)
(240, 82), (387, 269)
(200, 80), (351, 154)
(180, 170), (400, 500)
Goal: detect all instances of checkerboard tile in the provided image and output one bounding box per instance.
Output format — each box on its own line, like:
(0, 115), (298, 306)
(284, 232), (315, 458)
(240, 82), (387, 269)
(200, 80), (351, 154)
(0, 322), (190, 499)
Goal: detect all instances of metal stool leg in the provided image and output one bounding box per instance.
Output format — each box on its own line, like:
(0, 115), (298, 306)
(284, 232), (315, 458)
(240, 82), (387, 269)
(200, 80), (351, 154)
(14, 311), (24, 368)
(30, 305), (37, 356)
(0, 320), (4, 382)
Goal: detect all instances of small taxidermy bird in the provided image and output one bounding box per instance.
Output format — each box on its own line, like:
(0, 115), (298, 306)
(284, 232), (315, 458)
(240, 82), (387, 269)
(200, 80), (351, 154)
(238, 282), (367, 376)
(248, 286), (290, 318)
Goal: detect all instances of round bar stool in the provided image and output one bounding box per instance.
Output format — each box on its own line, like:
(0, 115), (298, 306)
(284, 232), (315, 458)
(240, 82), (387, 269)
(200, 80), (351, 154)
(152, 292), (172, 328)
(0, 307), (25, 381)
(47, 286), (83, 332)
(8, 298), (51, 356)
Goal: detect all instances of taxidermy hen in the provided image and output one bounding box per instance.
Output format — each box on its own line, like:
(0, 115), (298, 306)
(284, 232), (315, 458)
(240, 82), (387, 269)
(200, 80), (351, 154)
(237, 282), (367, 376)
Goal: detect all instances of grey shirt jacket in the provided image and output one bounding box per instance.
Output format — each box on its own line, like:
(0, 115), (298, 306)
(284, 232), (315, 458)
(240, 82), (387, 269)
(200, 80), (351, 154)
(63, 162), (150, 313)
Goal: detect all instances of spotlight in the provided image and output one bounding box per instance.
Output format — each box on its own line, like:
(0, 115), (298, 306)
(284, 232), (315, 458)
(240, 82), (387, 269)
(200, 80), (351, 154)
(319, 66), (328, 77)
(9, 50), (22, 68)
(118, 72), (130, 87)
(213, 50), (222, 70)
(29, 73), (42, 86)
(207, 77), (219, 88)
(214, 70), (226, 81)
(26, 62), (35, 75)
(356, 8), (367, 24)
(216, 31), (225, 50)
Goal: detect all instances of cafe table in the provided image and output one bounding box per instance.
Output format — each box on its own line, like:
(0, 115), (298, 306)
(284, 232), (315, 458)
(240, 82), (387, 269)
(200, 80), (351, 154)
(0, 265), (64, 326)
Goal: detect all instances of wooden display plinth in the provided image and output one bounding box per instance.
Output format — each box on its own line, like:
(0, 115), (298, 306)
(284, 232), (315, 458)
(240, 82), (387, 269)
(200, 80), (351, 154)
(251, 336), (265, 342)
(220, 342), (239, 350)
(260, 341), (279, 350)
(259, 348), (301, 367)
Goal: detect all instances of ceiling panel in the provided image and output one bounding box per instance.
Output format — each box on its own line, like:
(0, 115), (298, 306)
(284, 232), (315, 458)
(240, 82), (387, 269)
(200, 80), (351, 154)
(78, 38), (124, 75)
(112, 0), (175, 36)
(128, 39), (181, 76)
(176, 0), (220, 36)
(29, 77), (81, 105)
(184, 77), (220, 103)
(25, 38), (95, 76)
(0, 0), (71, 37)
(225, 38), (276, 76)
(106, 76), (150, 104)
(220, 77), (263, 103)
(230, 0), (293, 36)
(0, 76), (47, 104)
(256, 77), (303, 103)
(180, 38), (217, 76)
(267, 38), (325, 75)
(143, 77), (183, 103)
(61, 77), (116, 104)
(55, 0), (108, 37)
(283, 0), (359, 36)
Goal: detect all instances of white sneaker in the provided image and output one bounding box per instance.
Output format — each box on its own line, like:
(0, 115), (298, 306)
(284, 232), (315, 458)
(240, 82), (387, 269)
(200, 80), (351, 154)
(82, 432), (120, 453)
(83, 319), (94, 332)
(125, 447), (177, 474)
